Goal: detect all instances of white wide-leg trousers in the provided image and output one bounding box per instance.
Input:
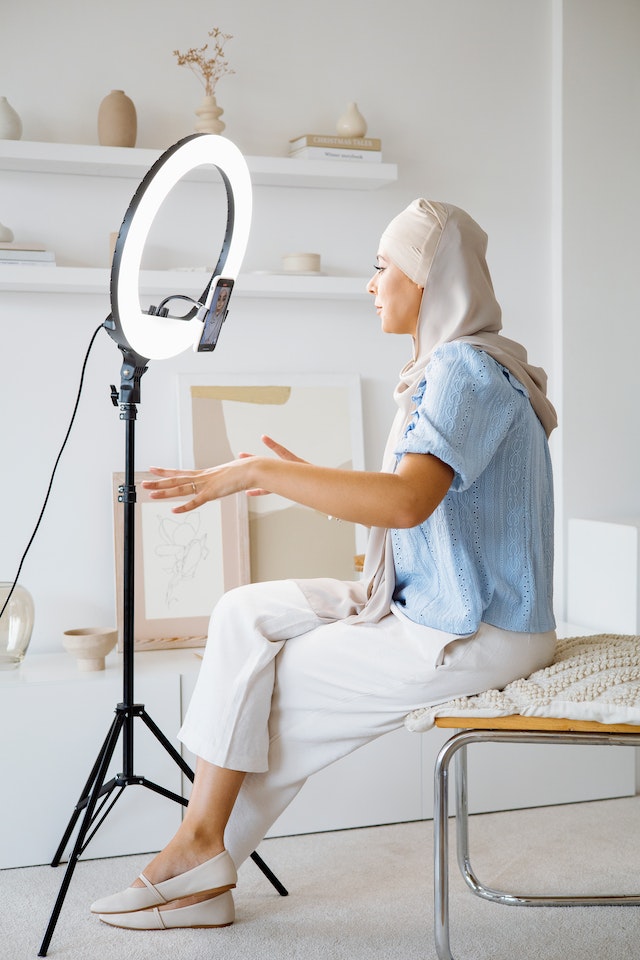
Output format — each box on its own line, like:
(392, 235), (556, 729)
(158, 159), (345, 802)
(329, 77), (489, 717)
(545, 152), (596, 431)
(178, 579), (556, 868)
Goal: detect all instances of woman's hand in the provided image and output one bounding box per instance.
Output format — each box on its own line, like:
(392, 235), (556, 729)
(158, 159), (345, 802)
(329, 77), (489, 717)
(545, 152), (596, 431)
(141, 462), (251, 513)
(240, 435), (308, 496)
(142, 435), (308, 513)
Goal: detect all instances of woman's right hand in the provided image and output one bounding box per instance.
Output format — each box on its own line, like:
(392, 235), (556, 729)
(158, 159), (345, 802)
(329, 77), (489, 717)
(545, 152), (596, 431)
(240, 435), (308, 496)
(259, 434), (307, 463)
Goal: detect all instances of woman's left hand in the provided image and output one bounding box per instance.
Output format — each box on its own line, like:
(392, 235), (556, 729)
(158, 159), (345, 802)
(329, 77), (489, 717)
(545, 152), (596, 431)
(142, 436), (305, 513)
(142, 460), (256, 514)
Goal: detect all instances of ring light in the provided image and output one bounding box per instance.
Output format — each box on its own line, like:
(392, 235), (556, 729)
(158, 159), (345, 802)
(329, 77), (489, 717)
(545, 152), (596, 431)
(107, 133), (252, 361)
(39, 135), (266, 960)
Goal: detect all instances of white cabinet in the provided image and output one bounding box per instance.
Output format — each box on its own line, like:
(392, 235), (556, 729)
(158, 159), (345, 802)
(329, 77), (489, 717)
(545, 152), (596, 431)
(1, 650), (438, 868)
(2, 641), (635, 869)
(0, 651), (188, 869)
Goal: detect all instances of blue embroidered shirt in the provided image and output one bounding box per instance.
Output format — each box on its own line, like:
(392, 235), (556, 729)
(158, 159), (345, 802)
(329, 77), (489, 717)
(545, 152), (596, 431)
(391, 342), (555, 634)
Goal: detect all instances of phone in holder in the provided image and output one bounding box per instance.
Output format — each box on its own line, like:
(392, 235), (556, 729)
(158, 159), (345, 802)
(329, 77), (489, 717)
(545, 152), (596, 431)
(197, 277), (235, 352)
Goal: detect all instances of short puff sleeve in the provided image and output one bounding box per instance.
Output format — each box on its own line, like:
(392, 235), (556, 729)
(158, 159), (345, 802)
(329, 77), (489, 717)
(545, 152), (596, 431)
(395, 343), (524, 492)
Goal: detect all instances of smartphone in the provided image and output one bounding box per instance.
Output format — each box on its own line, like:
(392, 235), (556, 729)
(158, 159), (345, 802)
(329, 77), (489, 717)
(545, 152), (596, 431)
(197, 277), (234, 352)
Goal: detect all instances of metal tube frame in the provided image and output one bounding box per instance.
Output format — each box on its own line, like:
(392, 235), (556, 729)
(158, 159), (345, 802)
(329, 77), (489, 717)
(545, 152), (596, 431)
(433, 727), (640, 960)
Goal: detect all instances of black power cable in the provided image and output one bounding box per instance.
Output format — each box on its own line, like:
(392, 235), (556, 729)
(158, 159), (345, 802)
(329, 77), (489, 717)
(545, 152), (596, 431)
(0, 322), (105, 621)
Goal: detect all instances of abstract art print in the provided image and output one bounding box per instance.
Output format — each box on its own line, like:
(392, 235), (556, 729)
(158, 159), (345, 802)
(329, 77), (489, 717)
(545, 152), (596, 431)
(177, 373), (366, 584)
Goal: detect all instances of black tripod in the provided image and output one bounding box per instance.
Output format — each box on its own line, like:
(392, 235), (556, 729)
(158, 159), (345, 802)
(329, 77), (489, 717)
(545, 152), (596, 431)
(38, 346), (287, 957)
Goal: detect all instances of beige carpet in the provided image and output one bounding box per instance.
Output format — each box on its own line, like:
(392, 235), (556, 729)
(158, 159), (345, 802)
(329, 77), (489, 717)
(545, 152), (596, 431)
(2, 797), (640, 960)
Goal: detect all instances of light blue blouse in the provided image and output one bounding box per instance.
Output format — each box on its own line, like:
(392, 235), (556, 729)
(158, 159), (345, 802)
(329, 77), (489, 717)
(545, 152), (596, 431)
(391, 342), (555, 634)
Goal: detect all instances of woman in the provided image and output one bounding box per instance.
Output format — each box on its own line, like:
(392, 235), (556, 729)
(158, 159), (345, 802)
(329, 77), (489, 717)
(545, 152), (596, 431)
(92, 199), (557, 930)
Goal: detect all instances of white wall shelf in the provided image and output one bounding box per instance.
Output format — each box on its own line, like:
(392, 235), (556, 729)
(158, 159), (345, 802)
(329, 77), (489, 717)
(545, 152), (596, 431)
(0, 139), (397, 190)
(0, 266), (370, 299)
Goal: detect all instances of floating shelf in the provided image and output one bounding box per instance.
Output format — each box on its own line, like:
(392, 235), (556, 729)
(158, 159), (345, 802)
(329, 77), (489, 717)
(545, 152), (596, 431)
(0, 140), (397, 190)
(0, 266), (370, 299)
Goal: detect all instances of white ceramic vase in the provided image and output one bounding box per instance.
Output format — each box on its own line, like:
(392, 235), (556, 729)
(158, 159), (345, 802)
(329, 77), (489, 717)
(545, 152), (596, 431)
(0, 97), (23, 140)
(336, 102), (367, 138)
(195, 94), (225, 134)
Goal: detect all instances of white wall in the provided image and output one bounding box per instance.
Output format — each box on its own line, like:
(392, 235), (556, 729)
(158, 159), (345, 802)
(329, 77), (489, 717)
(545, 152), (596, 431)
(561, 0), (640, 526)
(0, 0), (613, 654)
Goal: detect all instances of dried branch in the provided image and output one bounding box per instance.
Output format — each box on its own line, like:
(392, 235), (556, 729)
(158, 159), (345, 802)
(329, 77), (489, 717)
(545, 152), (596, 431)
(173, 27), (235, 97)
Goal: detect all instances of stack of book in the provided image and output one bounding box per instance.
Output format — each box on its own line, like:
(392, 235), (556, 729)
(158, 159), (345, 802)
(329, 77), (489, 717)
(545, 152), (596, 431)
(288, 134), (382, 163)
(0, 242), (56, 266)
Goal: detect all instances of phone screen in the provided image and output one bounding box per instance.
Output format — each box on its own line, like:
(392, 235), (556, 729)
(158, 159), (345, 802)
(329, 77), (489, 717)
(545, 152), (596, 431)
(197, 277), (234, 352)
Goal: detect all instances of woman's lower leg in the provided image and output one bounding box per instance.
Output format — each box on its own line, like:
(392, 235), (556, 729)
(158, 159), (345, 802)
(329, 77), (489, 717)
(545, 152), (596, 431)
(132, 758), (246, 902)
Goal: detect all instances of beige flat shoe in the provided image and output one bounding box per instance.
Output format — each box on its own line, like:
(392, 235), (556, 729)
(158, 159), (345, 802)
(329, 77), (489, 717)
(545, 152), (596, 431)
(90, 849), (237, 914)
(98, 890), (235, 929)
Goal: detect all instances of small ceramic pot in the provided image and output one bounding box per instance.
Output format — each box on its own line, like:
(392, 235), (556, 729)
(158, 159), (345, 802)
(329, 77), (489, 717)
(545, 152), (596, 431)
(282, 252), (321, 273)
(63, 627), (118, 672)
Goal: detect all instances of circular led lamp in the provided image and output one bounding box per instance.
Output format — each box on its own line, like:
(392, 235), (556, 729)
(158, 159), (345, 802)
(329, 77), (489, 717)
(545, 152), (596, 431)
(110, 134), (252, 360)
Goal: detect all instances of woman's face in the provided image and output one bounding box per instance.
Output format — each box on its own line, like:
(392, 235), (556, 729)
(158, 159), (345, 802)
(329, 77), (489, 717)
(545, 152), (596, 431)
(367, 253), (423, 337)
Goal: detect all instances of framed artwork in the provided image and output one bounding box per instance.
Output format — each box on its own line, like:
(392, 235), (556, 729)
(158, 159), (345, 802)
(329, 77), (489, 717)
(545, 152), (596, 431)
(177, 373), (366, 584)
(112, 471), (249, 651)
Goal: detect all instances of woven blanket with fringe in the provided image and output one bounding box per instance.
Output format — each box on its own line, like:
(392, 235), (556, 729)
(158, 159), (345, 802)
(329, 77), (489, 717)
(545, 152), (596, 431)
(405, 634), (640, 733)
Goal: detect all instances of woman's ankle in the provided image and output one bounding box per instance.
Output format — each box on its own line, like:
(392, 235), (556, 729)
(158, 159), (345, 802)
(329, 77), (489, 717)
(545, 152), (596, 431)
(177, 820), (226, 859)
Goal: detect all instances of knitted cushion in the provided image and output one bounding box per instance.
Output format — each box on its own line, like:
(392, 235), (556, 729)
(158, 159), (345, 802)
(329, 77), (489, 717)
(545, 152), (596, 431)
(405, 634), (640, 733)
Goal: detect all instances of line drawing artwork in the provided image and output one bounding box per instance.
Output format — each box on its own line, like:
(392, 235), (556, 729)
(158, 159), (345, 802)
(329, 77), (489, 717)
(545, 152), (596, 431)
(153, 511), (210, 610)
(141, 499), (224, 621)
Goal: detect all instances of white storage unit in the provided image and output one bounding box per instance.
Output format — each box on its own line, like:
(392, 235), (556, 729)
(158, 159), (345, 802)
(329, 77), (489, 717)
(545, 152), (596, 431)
(1, 639), (635, 869)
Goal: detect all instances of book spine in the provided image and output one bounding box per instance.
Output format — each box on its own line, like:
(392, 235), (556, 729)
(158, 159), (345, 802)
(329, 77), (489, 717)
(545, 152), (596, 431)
(289, 146), (382, 163)
(289, 134), (381, 151)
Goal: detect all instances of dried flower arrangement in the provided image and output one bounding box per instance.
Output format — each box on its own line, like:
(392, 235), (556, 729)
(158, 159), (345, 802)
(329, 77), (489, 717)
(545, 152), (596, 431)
(173, 28), (235, 97)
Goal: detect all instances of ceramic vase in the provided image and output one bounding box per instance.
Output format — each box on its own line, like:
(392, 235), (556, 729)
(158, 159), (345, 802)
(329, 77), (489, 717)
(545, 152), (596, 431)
(98, 90), (137, 147)
(195, 94), (225, 134)
(0, 97), (23, 140)
(0, 583), (35, 669)
(336, 102), (367, 138)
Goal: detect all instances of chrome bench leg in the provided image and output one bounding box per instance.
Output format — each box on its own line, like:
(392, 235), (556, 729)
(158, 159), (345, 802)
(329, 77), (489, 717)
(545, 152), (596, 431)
(434, 726), (640, 960)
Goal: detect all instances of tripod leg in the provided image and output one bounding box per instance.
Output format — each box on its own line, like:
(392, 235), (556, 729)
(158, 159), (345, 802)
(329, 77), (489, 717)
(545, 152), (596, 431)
(49, 711), (122, 867)
(250, 851), (289, 897)
(138, 706), (194, 780)
(38, 712), (125, 957)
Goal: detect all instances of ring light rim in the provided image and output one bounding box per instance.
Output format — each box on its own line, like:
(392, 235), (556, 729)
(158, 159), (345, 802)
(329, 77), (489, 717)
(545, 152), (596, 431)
(109, 134), (252, 361)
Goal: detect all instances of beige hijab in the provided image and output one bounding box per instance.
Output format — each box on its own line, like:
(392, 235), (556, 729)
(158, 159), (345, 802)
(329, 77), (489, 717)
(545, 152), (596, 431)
(358, 199), (557, 622)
